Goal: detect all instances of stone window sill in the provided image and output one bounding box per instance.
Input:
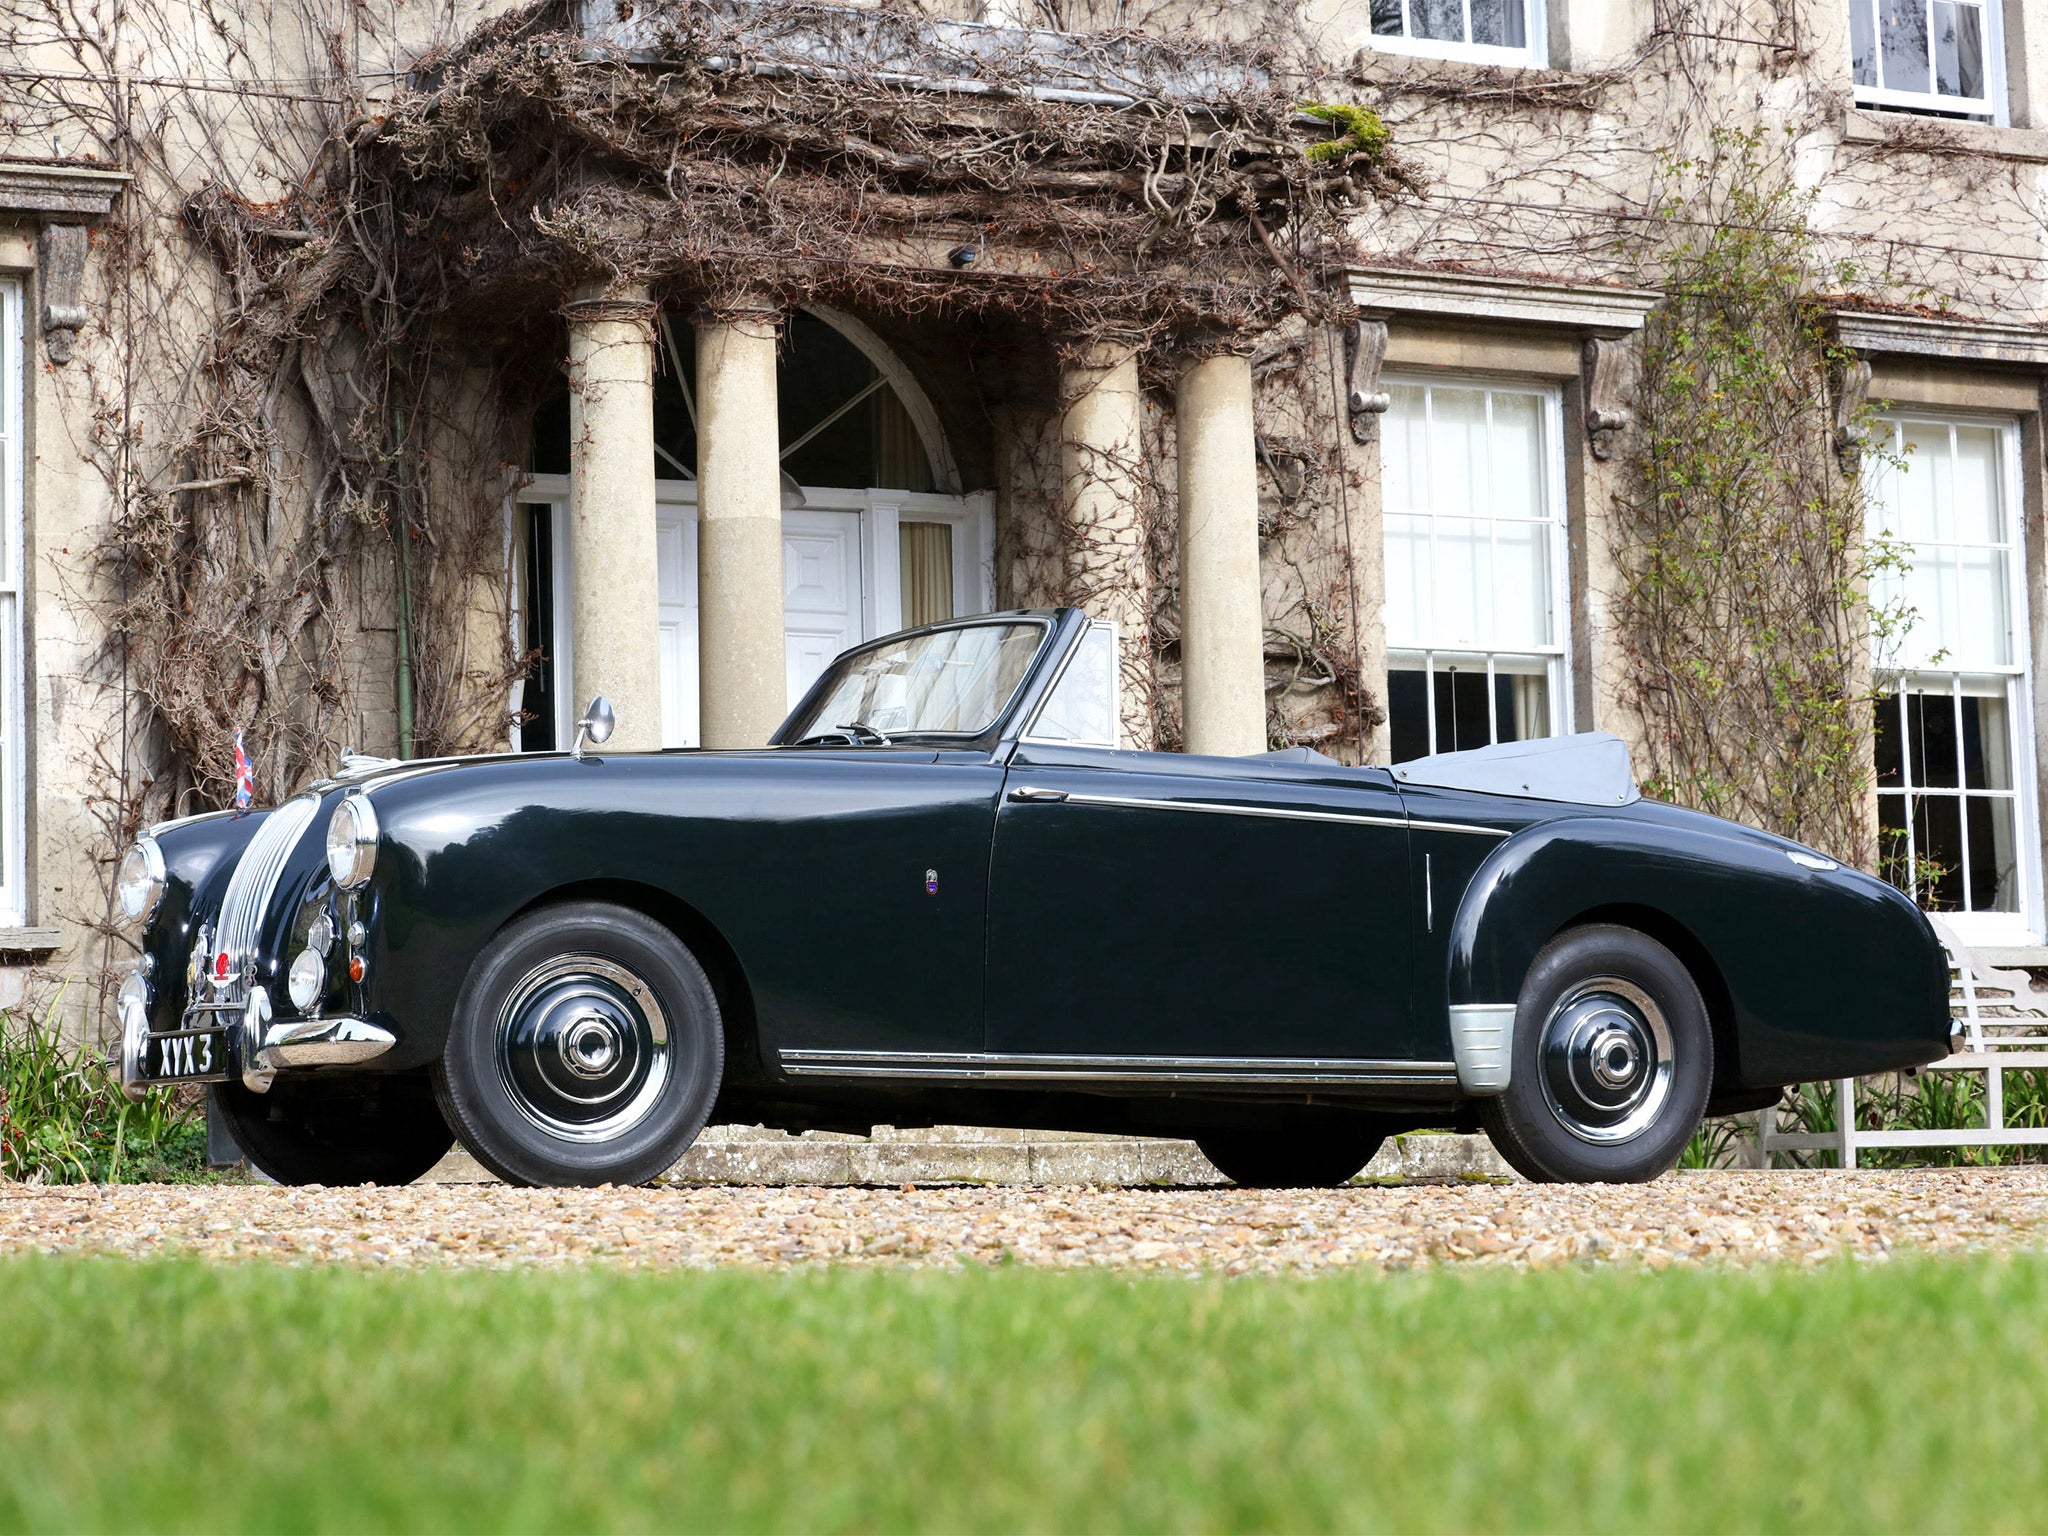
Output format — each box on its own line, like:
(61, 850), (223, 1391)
(0, 927), (62, 955)
(1843, 108), (2048, 165)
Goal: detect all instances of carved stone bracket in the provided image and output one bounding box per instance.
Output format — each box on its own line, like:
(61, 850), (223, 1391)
(1343, 319), (1390, 444)
(1832, 356), (1873, 475)
(36, 223), (90, 366)
(1581, 336), (1636, 461)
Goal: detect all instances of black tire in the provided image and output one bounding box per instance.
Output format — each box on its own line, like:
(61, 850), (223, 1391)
(210, 1072), (453, 1186)
(1479, 924), (1713, 1184)
(1195, 1118), (1387, 1188)
(432, 901), (724, 1187)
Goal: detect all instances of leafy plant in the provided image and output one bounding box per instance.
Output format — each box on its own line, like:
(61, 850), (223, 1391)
(0, 1002), (210, 1184)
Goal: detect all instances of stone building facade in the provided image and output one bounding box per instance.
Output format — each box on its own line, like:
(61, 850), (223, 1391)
(5, 0), (2048, 1029)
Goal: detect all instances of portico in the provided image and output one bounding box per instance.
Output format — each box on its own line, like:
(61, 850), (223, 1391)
(521, 301), (1270, 757)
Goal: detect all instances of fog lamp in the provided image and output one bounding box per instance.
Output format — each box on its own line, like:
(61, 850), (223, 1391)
(287, 948), (326, 1013)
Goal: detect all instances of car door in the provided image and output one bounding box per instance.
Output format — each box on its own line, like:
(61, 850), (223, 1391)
(984, 742), (1417, 1064)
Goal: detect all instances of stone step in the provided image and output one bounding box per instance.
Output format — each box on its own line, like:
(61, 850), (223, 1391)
(421, 1126), (1517, 1186)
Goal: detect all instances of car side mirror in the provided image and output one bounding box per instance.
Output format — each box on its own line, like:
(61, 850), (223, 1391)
(573, 695), (615, 759)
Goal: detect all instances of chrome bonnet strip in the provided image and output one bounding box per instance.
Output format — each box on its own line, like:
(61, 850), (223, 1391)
(1024, 788), (1510, 839)
(779, 1049), (1461, 1087)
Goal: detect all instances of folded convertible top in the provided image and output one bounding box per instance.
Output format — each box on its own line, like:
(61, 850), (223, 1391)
(1389, 732), (1640, 807)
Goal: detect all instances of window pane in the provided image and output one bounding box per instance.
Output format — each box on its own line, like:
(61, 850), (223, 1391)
(1933, 1), (1984, 99)
(1437, 667), (1495, 754)
(1952, 426), (2000, 544)
(1966, 795), (2020, 912)
(1411, 0), (1465, 42)
(1914, 793), (1965, 911)
(1851, 0), (1880, 85)
(1427, 387), (1486, 519)
(1488, 390), (1541, 521)
(1955, 546), (2012, 667)
(1032, 624), (1117, 747)
(1382, 512), (1427, 647)
(899, 521), (954, 628)
(1470, 0), (1526, 47)
(1907, 691), (1961, 789)
(1877, 0), (1932, 94)
(1503, 670), (1548, 742)
(1433, 518), (1487, 647)
(1875, 694), (1904, 787)
(1491, 517), (1550, 649)
(1371, 0), (1404, 35)
(1388, 668), (1430, 763)
(1879, 794), (1912, 896)
(1382, 384), (1426, 511)
(1961, 692), (2012, 790)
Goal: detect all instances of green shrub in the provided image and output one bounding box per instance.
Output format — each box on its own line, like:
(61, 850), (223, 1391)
(0, 1002), (209, 1183)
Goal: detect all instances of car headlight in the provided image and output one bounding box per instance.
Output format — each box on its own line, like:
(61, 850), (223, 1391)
(286, 948), (326, 1013)
(117, 966), (150, 1015)
(326, 796), (379, 889)
(116, 838), (166, 922)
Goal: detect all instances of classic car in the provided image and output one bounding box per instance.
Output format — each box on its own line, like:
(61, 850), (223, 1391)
(113, 606), (1958, 1188)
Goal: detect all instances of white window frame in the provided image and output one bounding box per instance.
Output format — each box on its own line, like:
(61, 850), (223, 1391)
(509, 474), (995, 750)
(0, 280), (25, 927)
(1381, 373), (1572, 759)
(1849, 0), (2008, 124)
(1870, 412), (2040, 944)
(1362, 0), (1549, 68)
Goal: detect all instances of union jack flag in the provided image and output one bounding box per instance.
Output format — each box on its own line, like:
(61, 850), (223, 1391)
(232, 729), (253, 810)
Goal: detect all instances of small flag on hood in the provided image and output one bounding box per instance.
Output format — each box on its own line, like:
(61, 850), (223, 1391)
(232, 729), (254, 810)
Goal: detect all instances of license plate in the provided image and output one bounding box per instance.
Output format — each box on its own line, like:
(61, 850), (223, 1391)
(139, 1025), (232, 1085)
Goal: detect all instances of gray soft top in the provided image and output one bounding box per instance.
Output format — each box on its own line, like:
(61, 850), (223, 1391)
(1389, 732), (1640, 807)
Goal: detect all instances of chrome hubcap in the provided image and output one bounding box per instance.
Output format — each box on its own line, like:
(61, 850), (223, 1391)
(496, 956), (669, 1142)
(1538, 977), (1674, 1146)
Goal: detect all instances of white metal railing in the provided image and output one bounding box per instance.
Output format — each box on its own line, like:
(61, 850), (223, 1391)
(1756, 918), (2048, 1168)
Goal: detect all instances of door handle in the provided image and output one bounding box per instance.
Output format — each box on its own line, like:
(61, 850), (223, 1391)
(1007, 786), (1068, 803)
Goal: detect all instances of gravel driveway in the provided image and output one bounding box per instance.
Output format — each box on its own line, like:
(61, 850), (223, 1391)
(4, 1170), (2048, 1272)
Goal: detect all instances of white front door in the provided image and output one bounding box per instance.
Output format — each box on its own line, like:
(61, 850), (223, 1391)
(782, 509), (863, 707)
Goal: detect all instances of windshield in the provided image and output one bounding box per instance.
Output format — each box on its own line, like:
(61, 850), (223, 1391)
(785, 621), (1047, 741)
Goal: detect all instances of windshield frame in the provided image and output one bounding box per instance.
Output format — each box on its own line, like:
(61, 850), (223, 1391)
(770, 614), (1062, 747)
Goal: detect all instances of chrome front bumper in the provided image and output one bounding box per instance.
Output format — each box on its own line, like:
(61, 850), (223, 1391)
(119, 984), (398, 1100)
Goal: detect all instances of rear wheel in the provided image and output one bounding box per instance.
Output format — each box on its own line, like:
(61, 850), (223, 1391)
(210, 1072), (453, 1186)
(1479, 924), (1712, 1183)
(433, 901), (724, 1187)
(1195, 1117), (1386, 1188)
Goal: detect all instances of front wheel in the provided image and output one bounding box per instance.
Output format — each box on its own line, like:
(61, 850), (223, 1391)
(433, 901), (725, 1187)
(210, 1072), (453, 1186)
(1479, 924), (1713, 1183)
(1195, 1117), (1387, 1188)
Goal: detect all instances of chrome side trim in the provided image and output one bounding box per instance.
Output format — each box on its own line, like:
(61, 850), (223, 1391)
(1448, 1003), (1517, 1094)
(778, 1049), (1461, 1087)
(1409, 818), (1512, 839)
(1021, 788), (1510, 839)
(258, 1015), (400, 1071)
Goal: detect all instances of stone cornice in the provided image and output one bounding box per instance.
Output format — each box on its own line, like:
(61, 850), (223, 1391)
(1347, 267), (1661, 335)
(1829, 309), (2048, 368)
(0, 160), (130, 219)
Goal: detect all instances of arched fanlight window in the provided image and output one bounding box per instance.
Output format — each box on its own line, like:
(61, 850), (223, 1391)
(529, 310), (938, 495)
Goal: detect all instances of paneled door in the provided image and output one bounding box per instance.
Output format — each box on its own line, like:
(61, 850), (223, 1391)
(783, 508), (863, 706)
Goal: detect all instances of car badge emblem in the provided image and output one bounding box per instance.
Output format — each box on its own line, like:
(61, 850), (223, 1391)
(925, 868), (938, 895)
(215, 950), (231, 981)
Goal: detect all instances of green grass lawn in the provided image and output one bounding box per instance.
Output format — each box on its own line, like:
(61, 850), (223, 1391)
(1, 1253), (2042, 1534)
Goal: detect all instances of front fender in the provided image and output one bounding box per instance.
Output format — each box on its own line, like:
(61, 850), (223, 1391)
(1445, 817), (1951, 1089)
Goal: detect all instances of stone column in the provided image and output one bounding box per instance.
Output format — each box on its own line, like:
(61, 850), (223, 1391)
(1175, 352), (1266, 756)
(694, 305), (787, 749)
(566, 283), (663, 752)
(1058, 341), (1148, 744)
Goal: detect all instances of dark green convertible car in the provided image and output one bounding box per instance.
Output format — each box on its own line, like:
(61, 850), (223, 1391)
(114, 607), (1956, 1187)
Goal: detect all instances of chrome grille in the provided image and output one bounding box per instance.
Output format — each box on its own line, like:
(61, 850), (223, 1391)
(207, 792), (322, 1004)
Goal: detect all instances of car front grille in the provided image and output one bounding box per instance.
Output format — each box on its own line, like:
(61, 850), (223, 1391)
(203, 792), (322, 1007)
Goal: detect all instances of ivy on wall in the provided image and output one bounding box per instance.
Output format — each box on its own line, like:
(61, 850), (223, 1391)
(1615, 130), (1901, 869)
